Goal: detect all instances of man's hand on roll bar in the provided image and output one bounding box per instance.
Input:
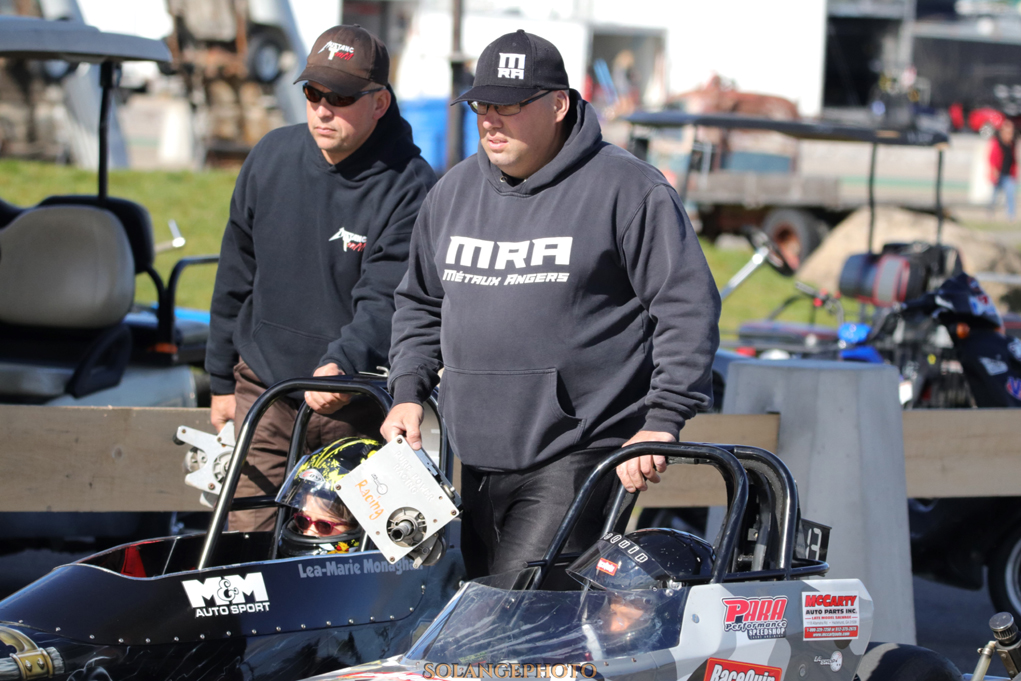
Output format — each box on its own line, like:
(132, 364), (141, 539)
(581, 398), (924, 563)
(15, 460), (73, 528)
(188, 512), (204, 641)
(616, 430), (676, 492)
(304, 363), (353, 414)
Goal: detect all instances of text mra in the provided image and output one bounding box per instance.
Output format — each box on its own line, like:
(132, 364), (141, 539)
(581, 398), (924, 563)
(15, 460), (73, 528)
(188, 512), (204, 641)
(446, 236), (572, 270)
(497, 53), (526, 80)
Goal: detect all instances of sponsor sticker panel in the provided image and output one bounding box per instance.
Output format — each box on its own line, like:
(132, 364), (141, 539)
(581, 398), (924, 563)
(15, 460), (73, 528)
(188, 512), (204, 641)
(802, 592), (859, 640)
(181, 572), (270, 618)
(814, 651), (843, 672)
(704, 657), (782, 681)
(721, 597), (788, 640)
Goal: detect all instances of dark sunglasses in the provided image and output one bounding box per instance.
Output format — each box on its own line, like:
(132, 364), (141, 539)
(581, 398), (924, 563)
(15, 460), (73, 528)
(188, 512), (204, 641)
(294, 512), (348, 535)
(303, 84), (384, 108)
(469, 90), (552, 116)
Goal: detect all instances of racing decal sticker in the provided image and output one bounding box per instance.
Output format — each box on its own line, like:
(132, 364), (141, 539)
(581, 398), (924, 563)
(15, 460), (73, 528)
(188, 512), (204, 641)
(181, 572), (270, 617)
(1009, 338), (1021, 362)
(297, 557), (416, 578)
(802, 592), (859, 640)
(1008, 377), (1021, 400)
(602, 533), (650, 564)
(300, 469), (326, 483)
(970, 292), (999, 320)
(721, 597), (788, 639)
(319, 40), (355, 61)
(330, 227), (367, 252)
(596, 558), (619, 576)
(703, 658), (782, 681)
(980, 357), (1009, 376)
(814, 651), (843, 672)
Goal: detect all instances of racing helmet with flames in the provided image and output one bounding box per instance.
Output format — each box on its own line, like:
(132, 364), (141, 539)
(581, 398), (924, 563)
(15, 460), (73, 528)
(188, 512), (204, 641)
(275, 436), (381, 557)
(567, 528), (715, 590)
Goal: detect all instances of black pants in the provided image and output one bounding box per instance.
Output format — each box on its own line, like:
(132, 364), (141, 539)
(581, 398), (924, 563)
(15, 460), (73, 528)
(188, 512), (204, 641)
(460, 449), (632, 580)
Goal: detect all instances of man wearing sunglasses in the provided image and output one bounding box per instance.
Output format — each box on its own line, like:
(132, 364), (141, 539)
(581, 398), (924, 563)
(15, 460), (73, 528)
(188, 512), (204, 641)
(381, 30), (720, 579)
(207, 25), (437, 532)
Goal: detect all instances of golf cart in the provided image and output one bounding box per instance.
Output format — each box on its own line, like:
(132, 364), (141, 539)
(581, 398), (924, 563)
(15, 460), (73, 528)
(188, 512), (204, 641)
(0, 376), (465, 681)
(628, 113), (951, 362)
(300, 441), (960, 681)
(0, 16), (222, 549)
(625, 110), (950, 268)
(0, 16), (218, 409)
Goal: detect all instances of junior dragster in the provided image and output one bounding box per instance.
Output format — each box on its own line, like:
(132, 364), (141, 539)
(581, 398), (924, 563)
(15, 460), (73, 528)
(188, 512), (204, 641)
(0, 377), (465, 681)
(303, 442), (961, 681)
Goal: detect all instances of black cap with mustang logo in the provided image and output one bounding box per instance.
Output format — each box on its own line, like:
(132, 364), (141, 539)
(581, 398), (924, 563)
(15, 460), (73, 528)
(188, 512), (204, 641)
(452, 30), (569, 107)
(295, 24), (389, 96)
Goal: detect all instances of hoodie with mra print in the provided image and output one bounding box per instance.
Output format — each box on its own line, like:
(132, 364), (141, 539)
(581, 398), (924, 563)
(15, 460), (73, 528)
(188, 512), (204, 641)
(388, 91), (721, 471)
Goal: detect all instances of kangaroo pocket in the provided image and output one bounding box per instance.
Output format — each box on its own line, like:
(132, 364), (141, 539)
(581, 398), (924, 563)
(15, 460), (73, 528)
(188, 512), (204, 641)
(439, 367), (586, 469)
(247, 320), (333, 383)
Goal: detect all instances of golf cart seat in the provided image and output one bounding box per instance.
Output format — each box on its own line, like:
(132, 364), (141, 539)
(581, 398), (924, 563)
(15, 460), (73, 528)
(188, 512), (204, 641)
(0, 205), (135, 400)
(39, 195), (156, 273)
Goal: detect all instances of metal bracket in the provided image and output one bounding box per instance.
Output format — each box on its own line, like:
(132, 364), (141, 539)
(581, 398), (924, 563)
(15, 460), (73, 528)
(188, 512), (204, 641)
(179, 422), (237, 508)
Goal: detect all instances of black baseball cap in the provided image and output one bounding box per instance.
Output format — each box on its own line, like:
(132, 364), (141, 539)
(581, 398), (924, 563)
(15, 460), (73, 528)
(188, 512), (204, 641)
(452, 30), (569, 106)
(295, 25), (389, 96)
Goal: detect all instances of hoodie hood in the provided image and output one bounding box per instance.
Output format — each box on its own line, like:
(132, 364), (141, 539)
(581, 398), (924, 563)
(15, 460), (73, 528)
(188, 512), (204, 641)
(315, 85), (423, 182)
(478, 89), (605, 196)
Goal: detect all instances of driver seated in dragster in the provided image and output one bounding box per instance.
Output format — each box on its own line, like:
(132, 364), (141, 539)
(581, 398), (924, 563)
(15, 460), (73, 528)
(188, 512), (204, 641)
(566, 528), (716, 660)
(275, 437), (381, 557)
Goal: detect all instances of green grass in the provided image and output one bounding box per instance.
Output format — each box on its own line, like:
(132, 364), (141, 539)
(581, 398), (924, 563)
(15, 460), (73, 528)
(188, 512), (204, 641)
(0, 159), (835, 334)
(705, 244), (841, 336)
(0, 159), (238, 311)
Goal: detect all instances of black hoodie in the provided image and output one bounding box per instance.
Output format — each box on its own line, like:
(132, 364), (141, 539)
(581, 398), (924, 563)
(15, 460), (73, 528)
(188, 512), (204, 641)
(388, 92), (721, 471)
(206, 96), (437, 395)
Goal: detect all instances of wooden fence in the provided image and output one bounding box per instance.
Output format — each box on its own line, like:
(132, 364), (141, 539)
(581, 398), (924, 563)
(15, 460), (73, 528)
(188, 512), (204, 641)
(1, 406), (1018, 511)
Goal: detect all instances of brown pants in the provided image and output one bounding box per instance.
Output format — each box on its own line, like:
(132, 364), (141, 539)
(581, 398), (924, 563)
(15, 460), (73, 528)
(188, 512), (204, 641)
(228, 359), (384, 531)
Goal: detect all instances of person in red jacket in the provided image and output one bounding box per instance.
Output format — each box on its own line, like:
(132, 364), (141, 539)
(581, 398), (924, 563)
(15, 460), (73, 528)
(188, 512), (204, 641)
(989, 118), (1017, 221)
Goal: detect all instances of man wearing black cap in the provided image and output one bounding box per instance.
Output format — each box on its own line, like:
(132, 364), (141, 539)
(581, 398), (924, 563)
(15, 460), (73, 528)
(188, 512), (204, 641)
(206, 25), (437, 531)
(381, 30), (720, 577)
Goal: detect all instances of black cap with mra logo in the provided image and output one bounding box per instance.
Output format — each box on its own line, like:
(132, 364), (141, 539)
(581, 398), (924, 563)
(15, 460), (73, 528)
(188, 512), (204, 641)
(452, 30), (570, 107)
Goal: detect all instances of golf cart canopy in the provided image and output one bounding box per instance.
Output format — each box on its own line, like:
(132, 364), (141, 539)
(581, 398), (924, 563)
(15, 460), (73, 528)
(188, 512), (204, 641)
(0, 16), (171, 203)
(0, 15), (170, 63)
(624, 111), (949, 147)
(625, 111), (951, 252)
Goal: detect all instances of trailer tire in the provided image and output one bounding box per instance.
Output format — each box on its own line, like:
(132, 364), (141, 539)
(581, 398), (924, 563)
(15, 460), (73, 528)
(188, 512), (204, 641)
(762, 208), (823, 269)
(247, 30), (287, 83)
(853, 642), (962, 681)
(988, 522), (1021, 621)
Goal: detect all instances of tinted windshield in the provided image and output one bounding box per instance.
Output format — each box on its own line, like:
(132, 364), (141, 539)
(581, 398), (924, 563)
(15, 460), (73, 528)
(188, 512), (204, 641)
(405, 582), (685, 664)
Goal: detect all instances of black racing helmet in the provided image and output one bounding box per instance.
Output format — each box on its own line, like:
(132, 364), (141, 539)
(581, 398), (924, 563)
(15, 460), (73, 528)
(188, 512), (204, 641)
(275, 437), (381, 557)
(567, 528), (715, 590)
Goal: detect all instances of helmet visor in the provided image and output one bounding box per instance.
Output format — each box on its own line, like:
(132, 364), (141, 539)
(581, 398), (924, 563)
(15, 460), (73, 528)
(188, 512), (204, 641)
(567, 534), (671, 591)
(275, 453), (352, 520)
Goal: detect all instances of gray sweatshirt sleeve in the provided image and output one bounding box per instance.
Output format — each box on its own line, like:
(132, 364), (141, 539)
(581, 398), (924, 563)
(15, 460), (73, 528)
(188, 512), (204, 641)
(387, 200), (445, 405)
(620, 184), (721, 433)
